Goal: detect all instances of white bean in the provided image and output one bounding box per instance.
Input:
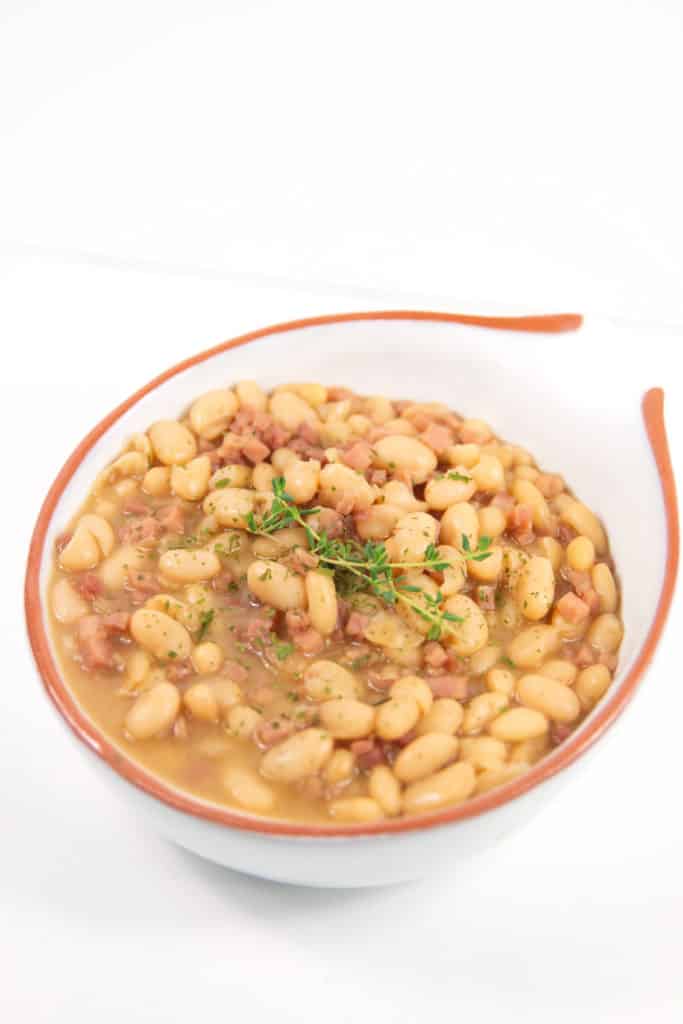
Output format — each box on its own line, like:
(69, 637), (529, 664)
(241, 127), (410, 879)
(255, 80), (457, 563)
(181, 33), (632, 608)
(247, 559), (307, 611)
(224, 767), (275, 813)
(130, 609), (192, 661)
(488, 707), (549, 742)
(319, 699), (375, 740)
(260, 728), (333, 783)
(170, 455), (212, 501)
(52, 578), (89, 624)
(515, 556), (555, 621)
(148, 420), (197, 465)
(304, 661), (360, 700)
(368, 765), (402, 816)
(441, 594), (489, 656)
(125, 682), (180, 739)
(416, 699), (464, 736)
(305, 570), (338, 636)
(506, 625), (560, 669)
(440, 501), (479, 551)
(516, 674), (581, 723)
(375, 696), (421, 740)
(393, 733), (459, 783)
(189, 389), (238, 439)
(159, 547), (221, 583)
(59, 514), (115, 571)
(402, 762), (476, 814)
(328, 797), (384, 822)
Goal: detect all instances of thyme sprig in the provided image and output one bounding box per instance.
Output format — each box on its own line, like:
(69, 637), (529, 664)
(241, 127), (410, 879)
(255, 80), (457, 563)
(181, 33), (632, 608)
(245, 477), (492, 641)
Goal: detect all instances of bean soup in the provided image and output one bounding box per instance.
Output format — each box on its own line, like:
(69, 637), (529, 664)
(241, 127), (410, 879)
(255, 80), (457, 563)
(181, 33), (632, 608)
(49, 382), (623, 824)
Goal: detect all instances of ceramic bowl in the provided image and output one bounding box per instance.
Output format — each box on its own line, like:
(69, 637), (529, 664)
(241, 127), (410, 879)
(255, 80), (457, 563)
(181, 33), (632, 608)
(25, 311), (678, 887)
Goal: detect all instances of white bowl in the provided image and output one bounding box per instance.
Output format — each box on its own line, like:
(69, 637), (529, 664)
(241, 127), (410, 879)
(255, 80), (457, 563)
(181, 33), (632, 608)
(25, 310), (678, 887)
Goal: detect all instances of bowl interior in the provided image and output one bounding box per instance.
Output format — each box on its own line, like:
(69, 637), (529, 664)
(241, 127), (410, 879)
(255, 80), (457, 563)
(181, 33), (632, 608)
(32, 313), (671, 830)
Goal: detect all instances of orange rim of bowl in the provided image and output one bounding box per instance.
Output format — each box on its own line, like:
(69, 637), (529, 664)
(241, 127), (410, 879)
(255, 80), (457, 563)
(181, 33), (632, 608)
(24, 310), (679, 838)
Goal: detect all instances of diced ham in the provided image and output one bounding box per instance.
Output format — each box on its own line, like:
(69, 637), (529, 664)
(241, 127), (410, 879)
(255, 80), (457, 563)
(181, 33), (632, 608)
(157, 503), (185, 535)
(509, 503), (533, 531)
(263, 422), (292, 450)
(342, 441), (373, 472)
(286, 609), (310, 633)
(241, 437), (270, 465)
(124, 571), (158, 594)
(166, 659), (193, 682)
(335, 598), (350, 630)
(419, 423), (453, 455)
(551, 722), (573, 745)
(423, 641), (448, 668)
(428, 674), (469, 699)
(345, 611), (370, 638)
(288, 437), (327, 462)
(124, 571), (160, 605)
(350, 738), (387, 770)
(101, 612), (130, 632)
(555, 591), (590, 624)
(460, 422), (491, 444)
(214, 437), (244, 465)
(509, 504), (535, 545)
(490, 492), (515, 514)
(253, 410), (273, 434)
(368, 469), (388, 486)
(572, 643), (595, 668)
(223, 660), (249, 683)
(77, 616), (114, 671)
(557, 523), (577, 546)
(475, 585), (497, 611)
(292, 628), (325, 655)
(242, 617), (273, 643)
(55, 531), (73, 554)
(535, 473), (565, 498)
(254, 717), (296, 748)
(311, 507), (345, 539)
(118, 515), (162, 546)
(407, 410), (431, 431)
(74, 573), (104, 600)
(564, 569), (601, 613)
(121, 497), (150, 517)
(395, 728), (417, 747)
(205, 447), (224, 469)
(197, 436), (216, 453)
(230, 409), (252, 434)
(297, 421), (321, 446)
(76, 613), (129, 671)
(564, 568), (591, 593)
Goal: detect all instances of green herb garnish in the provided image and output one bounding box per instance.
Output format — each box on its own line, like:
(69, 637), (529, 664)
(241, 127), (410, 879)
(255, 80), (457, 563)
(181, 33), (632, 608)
(243, 478), (465, 641)
(274, 641), (295, 661)
(196, 609), (215, 642)
(461, 534), (493, 562)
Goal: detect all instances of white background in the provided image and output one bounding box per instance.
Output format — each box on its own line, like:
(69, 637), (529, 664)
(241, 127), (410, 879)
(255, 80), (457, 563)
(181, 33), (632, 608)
(1, 2), (682, 1021)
